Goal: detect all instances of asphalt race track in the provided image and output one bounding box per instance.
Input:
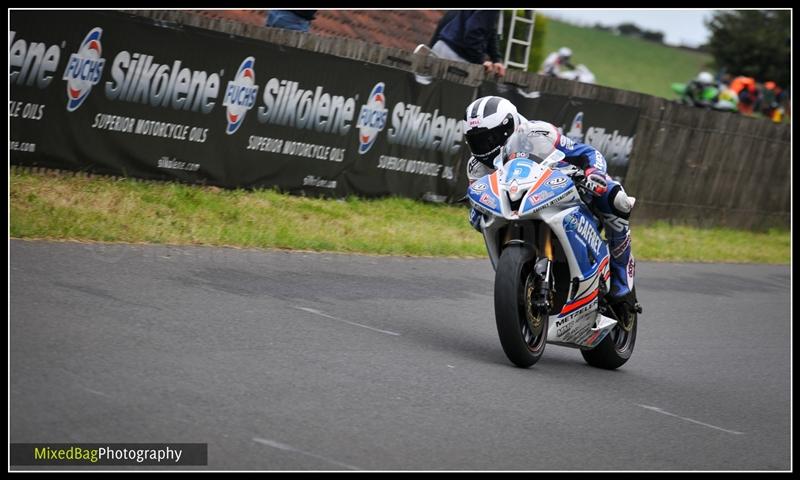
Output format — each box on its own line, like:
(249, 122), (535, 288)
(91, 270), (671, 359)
(10, 240), (791, 470)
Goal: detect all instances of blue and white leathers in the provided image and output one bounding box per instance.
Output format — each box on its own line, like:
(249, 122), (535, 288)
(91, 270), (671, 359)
(537, 119), (634, 300)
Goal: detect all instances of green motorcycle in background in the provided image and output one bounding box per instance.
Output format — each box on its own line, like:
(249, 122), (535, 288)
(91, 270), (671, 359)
(671, 82), (738, 112)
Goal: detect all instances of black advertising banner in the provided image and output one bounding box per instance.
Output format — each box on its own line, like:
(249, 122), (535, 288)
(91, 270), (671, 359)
(342, 77), (475, 203)
(11, 12), (225, 186)
(10, 11), (475, 202)
(479, 82), (640, 181)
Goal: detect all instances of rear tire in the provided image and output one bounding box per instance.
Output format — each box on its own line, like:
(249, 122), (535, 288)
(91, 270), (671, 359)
(494, 245), (547, 368)
(581, 289), (638, 370)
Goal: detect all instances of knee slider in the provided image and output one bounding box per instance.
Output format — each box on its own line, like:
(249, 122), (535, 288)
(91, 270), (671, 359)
(609, 185), (634, 217)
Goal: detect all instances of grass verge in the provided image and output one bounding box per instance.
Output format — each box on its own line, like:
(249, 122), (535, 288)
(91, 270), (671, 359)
(10, 169), (789, 264)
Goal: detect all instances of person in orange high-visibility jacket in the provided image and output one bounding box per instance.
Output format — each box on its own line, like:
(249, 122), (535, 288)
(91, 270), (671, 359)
(730, 76), (758, 115)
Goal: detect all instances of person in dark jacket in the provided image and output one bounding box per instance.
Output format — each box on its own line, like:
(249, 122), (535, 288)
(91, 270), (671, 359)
(265, 10), (317, 32)
(431, 10), (505, 77)
(429, 10), (458, 47)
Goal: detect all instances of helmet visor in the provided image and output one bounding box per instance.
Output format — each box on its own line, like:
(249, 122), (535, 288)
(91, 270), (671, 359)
(464, 114), (515, 159)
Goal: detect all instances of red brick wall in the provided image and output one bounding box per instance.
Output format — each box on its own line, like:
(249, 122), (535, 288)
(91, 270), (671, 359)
(190, 10), (445, 52)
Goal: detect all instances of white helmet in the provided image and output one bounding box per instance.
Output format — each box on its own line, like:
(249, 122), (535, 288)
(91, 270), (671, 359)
(558, 47), (572, 58)
(696, 71), (714, 85)
(464, 96), (520, 162)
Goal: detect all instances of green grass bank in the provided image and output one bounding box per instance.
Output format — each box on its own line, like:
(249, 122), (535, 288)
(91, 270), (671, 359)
(10, 169), (789, 264)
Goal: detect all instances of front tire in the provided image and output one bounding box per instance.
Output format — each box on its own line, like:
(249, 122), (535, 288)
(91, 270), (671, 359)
(494, 245), (547, 368)
(581, 290), (638, 370)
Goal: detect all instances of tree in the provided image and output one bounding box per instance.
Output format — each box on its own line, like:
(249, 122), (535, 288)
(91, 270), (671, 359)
(616, 22), (643, 37)
(641, 30), (664, 44)
(705, 10), (790, 86)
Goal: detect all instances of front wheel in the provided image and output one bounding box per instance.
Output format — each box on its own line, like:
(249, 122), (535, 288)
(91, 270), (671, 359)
(581, 290), (638, 370)
(494, 245), (547, 368)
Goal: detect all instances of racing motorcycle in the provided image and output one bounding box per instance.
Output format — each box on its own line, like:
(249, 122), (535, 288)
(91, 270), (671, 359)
(556, 64), (596, 84)
(670, 82), (738, 112)
(468, 128), (641, 369)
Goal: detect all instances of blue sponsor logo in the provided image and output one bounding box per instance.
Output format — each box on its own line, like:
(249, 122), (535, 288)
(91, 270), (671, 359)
(63, 28), (106, 112)
(357, 82), (388, 154)
(223, 57), (259, 135)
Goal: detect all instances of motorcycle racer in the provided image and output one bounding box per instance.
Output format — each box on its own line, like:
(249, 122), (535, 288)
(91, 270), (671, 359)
(464, 95), (636, 306)
(539, 46), (575, 77)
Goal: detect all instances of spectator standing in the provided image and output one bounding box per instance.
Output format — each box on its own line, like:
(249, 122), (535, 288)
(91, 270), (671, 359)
(265, 10), (317, 32)
(730, 76), (758, 115)
(429, 10), (458, 48)
(432, 10), (506, 78)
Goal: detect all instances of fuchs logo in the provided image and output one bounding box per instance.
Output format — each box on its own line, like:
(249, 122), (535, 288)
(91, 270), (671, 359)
(223, 57), (259, 134)
(566, 111), (584, 142)
(63, 28), (105, 112)
(356, 82), (387, 154)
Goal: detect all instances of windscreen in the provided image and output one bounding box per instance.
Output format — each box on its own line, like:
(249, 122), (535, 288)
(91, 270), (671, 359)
(501, 127), (556, 165)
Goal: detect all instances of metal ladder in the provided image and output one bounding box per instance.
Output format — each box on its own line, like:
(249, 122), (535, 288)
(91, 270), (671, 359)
(500, 10), (536, 71)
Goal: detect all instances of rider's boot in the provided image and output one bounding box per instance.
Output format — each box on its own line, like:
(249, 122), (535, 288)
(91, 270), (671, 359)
(596, 184), (637, 309)
(606, 228), (636, 306)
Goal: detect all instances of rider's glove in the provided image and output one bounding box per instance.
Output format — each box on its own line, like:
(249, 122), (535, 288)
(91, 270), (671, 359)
(468, 207), (483, 232)
(583, 167), (608, 196)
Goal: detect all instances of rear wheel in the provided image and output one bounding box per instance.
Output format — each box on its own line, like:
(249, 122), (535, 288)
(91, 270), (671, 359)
(494, 245), (547, 368)
(581, 289), (638, 370)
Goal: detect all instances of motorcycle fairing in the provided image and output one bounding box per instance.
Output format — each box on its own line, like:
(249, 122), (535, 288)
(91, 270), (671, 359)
(561, 205), (610, 278)
(467, 174), (502, 217)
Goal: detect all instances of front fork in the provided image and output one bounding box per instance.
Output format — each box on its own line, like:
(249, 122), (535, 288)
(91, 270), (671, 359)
(530, 223), (643, 331)
(531, 225), (553, 311)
